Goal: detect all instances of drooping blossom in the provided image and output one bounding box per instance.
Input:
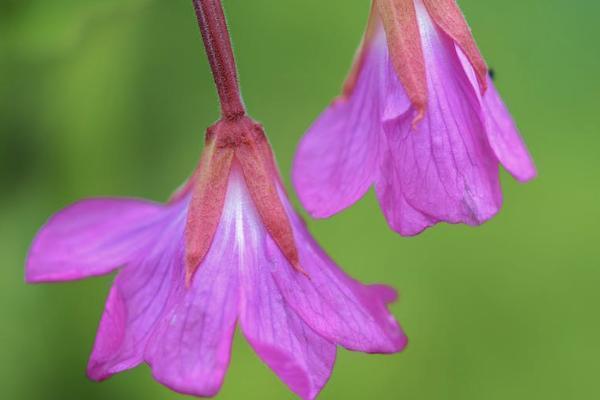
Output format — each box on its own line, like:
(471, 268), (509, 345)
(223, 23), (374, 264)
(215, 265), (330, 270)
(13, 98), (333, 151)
(26, 120), (406, 398)
(293, 0), (536, 236)
(25, 1), (407, 399)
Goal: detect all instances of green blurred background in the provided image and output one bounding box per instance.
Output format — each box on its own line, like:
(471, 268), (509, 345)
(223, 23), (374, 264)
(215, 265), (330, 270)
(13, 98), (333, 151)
(1, 0), (599, 398)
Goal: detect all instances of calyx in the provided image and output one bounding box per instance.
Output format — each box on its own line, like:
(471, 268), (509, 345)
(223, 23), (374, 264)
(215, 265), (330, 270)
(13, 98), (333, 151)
(184, 115), (304, 285)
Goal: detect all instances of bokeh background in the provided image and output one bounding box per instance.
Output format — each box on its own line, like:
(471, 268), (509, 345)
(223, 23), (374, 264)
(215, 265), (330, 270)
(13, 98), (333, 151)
(2, 0), (599, 399)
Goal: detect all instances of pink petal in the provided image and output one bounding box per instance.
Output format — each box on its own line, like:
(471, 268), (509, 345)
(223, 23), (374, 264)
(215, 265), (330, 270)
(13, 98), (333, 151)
(454, 48), (537, 183)
(375, 5), (502, 236)
(26, 198), (167, 283)
(292, 35), (388, 219)
(141, 171), (266, 397)
(144, 212), (239, 397)
(239, 235), (335, 400)
(482, 77), (537, 182)
(89, 172), (241, 396)
(87, 285), (126, 375)
(376, 141), (440, 235)
(273, 190), (407, 354)
(87, 201), (188, 380)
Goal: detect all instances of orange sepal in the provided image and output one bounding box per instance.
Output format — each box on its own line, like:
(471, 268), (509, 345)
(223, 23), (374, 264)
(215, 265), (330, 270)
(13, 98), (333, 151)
(183, 116), (305, 286)
(422, 0), (488, 94)
(235, 124), (306, 276)
(184, 135), (234, 286)
(341, 1), (381, 99)
(377, 0), (427, 120)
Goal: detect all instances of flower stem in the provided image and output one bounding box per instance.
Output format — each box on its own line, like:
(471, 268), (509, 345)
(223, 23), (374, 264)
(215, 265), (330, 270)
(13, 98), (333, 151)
(192, 0), (245, 120)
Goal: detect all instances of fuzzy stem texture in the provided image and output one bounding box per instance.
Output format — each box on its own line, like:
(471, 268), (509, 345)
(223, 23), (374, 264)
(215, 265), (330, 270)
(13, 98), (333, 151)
(193, 0), (245, 120)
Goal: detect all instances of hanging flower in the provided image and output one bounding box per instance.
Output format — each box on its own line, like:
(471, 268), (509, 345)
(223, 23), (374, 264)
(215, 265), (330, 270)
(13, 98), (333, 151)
(293, 0), (536, 235)
(26, 117), (406, 398)
(25, 1), (407, 398)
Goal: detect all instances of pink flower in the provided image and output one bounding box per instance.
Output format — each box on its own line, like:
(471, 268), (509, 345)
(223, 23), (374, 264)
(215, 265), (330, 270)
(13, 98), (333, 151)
(26, 116), (407, 399)
(293, 0), (536, 236)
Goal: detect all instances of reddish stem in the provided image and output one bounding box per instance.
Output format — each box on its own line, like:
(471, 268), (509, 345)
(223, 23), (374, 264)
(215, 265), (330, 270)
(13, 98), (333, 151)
(192, 0), (245, 120)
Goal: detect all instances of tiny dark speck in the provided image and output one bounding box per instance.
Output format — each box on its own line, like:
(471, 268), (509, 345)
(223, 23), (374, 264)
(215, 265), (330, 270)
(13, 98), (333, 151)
(489, 68), (496, 81)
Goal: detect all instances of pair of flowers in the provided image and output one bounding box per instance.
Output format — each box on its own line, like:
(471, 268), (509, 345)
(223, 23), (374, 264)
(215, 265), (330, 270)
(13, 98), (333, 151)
(26, 1), (535, 399)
